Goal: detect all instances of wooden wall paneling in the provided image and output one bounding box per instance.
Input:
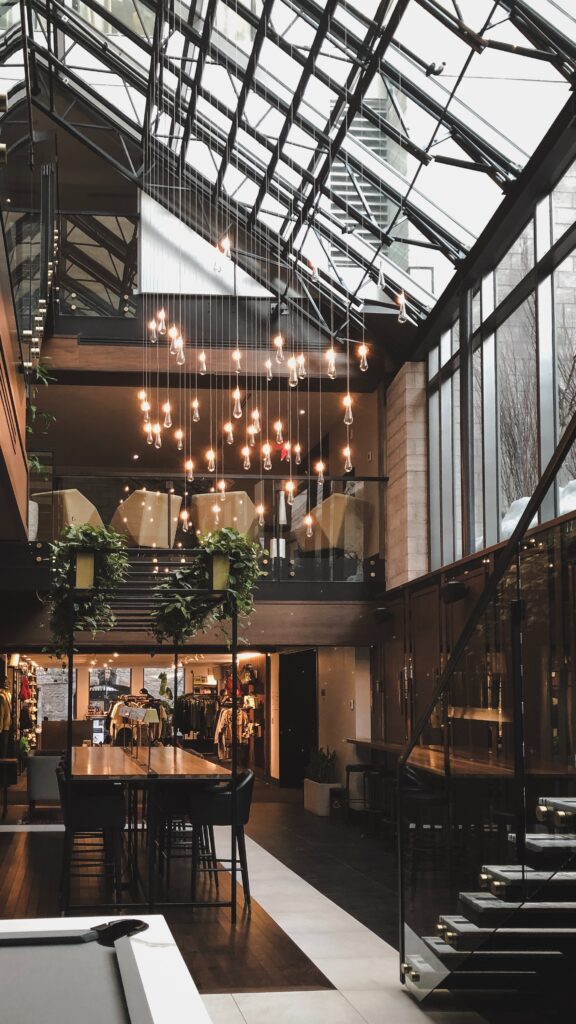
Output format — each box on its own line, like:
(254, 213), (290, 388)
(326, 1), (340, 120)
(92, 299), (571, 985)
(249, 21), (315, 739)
(0, 221), (27, 539)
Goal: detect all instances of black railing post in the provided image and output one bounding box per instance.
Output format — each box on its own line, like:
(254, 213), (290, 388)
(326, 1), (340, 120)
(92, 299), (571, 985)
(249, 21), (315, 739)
(511, 594), (527, 872)
(66, 551), (76, 775)
(231, 600), (238, 924)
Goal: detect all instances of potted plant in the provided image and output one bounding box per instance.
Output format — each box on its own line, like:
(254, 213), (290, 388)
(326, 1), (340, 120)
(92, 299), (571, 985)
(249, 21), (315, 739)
(304, 747), (338, 816)
(47, 523), (129, 657)
(151, 527), (263, 645)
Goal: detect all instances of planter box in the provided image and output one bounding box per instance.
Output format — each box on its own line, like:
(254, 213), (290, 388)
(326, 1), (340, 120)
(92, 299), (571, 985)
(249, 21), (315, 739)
(304, 778), (337, 817)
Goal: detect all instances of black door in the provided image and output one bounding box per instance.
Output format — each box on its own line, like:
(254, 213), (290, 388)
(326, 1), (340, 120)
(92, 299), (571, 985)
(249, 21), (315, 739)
(279, 649), (318, 787)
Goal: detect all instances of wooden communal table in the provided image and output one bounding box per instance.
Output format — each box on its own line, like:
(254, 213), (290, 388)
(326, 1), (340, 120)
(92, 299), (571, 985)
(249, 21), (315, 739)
(70, 746), (232, 911)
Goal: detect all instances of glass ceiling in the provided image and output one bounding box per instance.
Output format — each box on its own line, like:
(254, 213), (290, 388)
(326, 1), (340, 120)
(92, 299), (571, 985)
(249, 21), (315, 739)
(1, 0), (575, 327)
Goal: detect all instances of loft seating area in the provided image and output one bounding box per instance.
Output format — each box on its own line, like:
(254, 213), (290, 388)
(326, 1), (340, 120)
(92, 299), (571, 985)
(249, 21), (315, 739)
(0, 3), (576, 1024)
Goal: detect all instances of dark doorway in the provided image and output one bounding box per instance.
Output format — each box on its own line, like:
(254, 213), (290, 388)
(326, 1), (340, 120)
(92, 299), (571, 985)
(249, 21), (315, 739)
(279, 649), (318, 787)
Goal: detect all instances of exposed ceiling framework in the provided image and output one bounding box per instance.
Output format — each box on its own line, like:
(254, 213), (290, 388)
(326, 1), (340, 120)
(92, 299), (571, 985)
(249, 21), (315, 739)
(0, 0), (574, 338)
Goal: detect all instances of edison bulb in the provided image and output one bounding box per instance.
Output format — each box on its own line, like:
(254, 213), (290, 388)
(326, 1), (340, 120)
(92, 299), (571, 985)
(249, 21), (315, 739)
(199, 350), (207, 375)
(152, 422), (162, 449)
(141, 399), (151, 413)
(162, 401), (172, 428)
(274, 419), (283, 444)
(294, 441), (302, 465)
(180, 508), (189, 530)
(232, 347), (242, 369)
(343, 445), (353, 473)
(192, 398), (200, 422)
(326, 347), (336, 379)
(185, 458), (194, 482)
(397, 290), (408, 324)
(147, 320), (157, 343)
(273, 333), (284, 363)
(219, 235), (231, 258)
(175, 337), (185, 365)
(242, 445), (251, 470)
(297, 353), (306, 380)
(174, 428), (184, 450)
(217, 479), (226, 502)
(262, 442), (272, 471)
(285, 480), (295, 506)
(145, 422), (154, 445)
(232, 387), (242, 419)
(251, 408), (261, 433)
(343, 393), (353, 426)
(206, 448), (216, 472)
(288, 355), (298, 388)
(157, 308), (166, 336)
(168, 324), (178, 354)
(256, 503), (265, 527)
(304, 513), (313, 539)
(358, 342), (369, 372)
(316, 459), (325, 483)
(247, 424), (256, 447)
(138, 389), (147, 401)
(224, 421), (234, 444)
(212, 502), (221, 525)
(265, 358), (273, 381)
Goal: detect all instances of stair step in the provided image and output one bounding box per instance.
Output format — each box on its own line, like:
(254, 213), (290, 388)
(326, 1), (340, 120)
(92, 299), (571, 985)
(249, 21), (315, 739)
(538, 799), (576, 827)
(480, 864), (576, 901)
(423, 935), (565, 971)
(446, 971), (547, 992)
(438, 915), (576, 953)
(459, 891), (576, 927)
(508, 833), (576, 869)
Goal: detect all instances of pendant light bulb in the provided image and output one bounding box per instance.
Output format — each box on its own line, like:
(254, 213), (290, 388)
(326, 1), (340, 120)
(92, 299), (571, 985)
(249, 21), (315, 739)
(358, 342), (369, 372)
(145, 422), (154, 445)
(304, 513), (313, 539)
(316, 460), (325, 484)
(206, 448), (216, 473)
(397, 290), (408, 324)
(180, 508), (189, 532)
(326, 347), (336, 379)
(168, 324), (178, 354)
(148, 320), (157, 343)
(185, 458), (194, 482)
(232, 387), (242, 419)
(247, 424), (256, 446)
(232, 347), (242, 370)
(256, 503), (265, 527)
(285, 479), (295, 506)
(297, 354), (306, 380)
(265, 358), (273, 382)
(343, 445), (353, 473)
(343, 393), (353, 426)
(274, 419), (284, 444)
(175, 337), (185, 365)
(138, 389), (147, 401)
(273, 333), (284, 363)
(153, 423), (162, 449)
(217, 479), (226, 502)
(378, 259), (386, 291)
(162, 401), (172, 428)
(192, 398), (200, 422)
(294, 441), (302, 465)
(224, 421), (234, 444)
(199, 350), (207, 375)
(219, 235), (231, 259)
(287, 356), (298, 388)
(141, 399), (151, 413)
(174, 428), (184, 450)
(309, 259), (319, 283)
(262, 442), (272, 471)
(283, 441), (291, 462)
(157, 309), (166, 336)
(242, 445), (251, 470)
(251, 408), (261, 434)
(212, 502), (220, 526)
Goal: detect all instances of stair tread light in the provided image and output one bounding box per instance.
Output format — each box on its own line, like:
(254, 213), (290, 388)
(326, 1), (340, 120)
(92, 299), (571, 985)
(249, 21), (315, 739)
(232, 386), (242, 419)
(206, 448), (216, 472)
(343, 393), (353, 425)
(273, 333), (284, 363)
(326, 346), (336, 379)
(199, 350), (207, 375)
(192, 397), (200, 422)
(358, 341), (369, 372)
(224, 421), (234, 444)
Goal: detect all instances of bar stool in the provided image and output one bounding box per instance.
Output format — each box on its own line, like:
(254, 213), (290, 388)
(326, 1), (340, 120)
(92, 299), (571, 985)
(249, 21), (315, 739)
(187, 770), (255, 906)
(56, 764), (127, 912)
(345, 763), (380, 819)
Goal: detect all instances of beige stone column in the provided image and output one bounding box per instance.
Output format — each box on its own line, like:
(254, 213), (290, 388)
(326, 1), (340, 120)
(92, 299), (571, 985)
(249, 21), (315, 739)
(385, 362), (428, 589)
(76, 666), (89, 719)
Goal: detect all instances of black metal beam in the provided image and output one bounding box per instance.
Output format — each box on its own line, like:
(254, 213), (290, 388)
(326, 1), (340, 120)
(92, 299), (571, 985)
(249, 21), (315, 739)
(178, 0), (218, 174)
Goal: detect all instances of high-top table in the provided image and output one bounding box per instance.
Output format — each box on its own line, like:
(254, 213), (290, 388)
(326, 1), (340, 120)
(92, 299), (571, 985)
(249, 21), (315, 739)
(70, 747), (232, 910)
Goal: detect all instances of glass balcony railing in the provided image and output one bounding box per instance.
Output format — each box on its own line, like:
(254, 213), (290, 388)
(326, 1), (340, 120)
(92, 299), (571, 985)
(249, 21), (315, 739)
(398, 415), (576, 1003)
(28, 469), (385, 589)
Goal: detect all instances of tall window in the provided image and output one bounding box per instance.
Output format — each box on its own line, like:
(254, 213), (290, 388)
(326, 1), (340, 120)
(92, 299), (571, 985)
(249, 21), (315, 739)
(555, 250), (576, 496)
(497, 295), (538, 534)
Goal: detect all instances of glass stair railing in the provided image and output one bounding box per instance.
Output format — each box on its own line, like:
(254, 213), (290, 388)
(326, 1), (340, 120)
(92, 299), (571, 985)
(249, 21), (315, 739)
(398, 402), (576, 1009)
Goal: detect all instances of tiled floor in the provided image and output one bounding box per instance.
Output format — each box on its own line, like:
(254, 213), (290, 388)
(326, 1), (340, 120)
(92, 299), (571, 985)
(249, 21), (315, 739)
(202, 829), (488, 1024)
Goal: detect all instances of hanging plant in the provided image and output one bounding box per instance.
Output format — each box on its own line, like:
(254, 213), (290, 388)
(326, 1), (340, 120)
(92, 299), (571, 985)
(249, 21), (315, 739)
(47, 523), (129, 657)
(151, 527), (263, 645)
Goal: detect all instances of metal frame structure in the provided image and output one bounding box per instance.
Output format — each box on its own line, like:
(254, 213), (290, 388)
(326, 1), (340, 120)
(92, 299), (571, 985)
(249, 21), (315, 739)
(0, 0), (572, 340)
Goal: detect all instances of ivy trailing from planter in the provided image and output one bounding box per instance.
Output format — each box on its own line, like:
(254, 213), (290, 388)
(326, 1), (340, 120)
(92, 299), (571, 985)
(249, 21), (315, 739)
(47, 523), (129, 657)
(151, 527), (263, 645)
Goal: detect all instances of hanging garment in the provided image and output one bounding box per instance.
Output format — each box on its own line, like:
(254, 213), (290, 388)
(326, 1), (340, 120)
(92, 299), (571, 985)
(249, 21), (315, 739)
(0, 690), (11, 732)
(19, 675), (31, 701)
(214, 706), (250, 760)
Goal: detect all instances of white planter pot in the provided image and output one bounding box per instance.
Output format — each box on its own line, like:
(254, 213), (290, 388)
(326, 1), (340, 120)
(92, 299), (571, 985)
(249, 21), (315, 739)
(28, 500), (39, 542)
(304, 778), (335, 817)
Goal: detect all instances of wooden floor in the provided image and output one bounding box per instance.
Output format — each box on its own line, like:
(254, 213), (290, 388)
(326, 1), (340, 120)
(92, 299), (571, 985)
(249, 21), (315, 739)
(0, 831), (332, 994)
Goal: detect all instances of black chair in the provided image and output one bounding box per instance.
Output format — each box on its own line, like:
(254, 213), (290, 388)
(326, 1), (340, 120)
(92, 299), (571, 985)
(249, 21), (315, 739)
(152, 782), (218, 891)
(187, 770), (255, 906)
(56, 764), (126, 912)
